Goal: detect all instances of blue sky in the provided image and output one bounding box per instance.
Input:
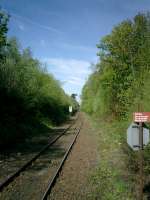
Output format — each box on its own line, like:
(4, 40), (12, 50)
(1, 0), (150, 101)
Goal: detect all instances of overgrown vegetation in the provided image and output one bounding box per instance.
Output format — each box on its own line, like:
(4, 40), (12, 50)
(87, 119), (135, 200)
(0, 10), (77, 148)
(82, 12), (150, 118)
(82, 12), (150, 199)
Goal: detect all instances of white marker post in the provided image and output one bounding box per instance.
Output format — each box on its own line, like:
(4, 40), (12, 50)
(69, 106), (73, 116)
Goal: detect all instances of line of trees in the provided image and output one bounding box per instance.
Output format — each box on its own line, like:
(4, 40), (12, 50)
(82, 12), (150, 120)
(0, 10), (78, 147)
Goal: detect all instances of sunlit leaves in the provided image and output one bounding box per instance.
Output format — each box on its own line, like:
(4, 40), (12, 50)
(82, 12), (150, 119)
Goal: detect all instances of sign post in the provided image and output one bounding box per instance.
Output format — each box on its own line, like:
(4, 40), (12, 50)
(133, 112), (150, 200)
(139, 122), (143, 200)
(134, 112), (150, 123)
(127, 122), (149, 151)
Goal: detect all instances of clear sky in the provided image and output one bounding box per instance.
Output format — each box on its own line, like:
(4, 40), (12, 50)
(1, 0), (150, 101)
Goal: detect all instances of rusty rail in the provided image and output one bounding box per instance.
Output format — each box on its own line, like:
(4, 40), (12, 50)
(41, 122), (83, 200)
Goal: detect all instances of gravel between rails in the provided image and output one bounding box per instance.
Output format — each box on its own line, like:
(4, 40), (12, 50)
(48, 113), (99, 200)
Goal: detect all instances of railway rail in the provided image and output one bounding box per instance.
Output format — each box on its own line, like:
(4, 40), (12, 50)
(0, 115), (78, 192)
(42, 122), (83, 200)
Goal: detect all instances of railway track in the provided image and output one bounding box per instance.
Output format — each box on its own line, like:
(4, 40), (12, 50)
(0, 115), (78, 192)
(42, 122), (83, 200)
(0, 115), (83, 200)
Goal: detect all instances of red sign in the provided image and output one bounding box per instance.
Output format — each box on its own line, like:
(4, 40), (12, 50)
(133, 112), (150, 122)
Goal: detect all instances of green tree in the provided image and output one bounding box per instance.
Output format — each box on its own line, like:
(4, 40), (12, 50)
(0, 10), (9, 60)
(82, 12), (150, 119)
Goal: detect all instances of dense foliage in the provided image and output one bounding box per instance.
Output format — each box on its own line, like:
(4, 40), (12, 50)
(82, 12), (150, 119)
(82, 12), (150, 199)
(0, 10), (76, 147)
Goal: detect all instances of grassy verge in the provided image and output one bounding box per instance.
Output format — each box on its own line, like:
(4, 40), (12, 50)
(87, 117), (137, 200)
